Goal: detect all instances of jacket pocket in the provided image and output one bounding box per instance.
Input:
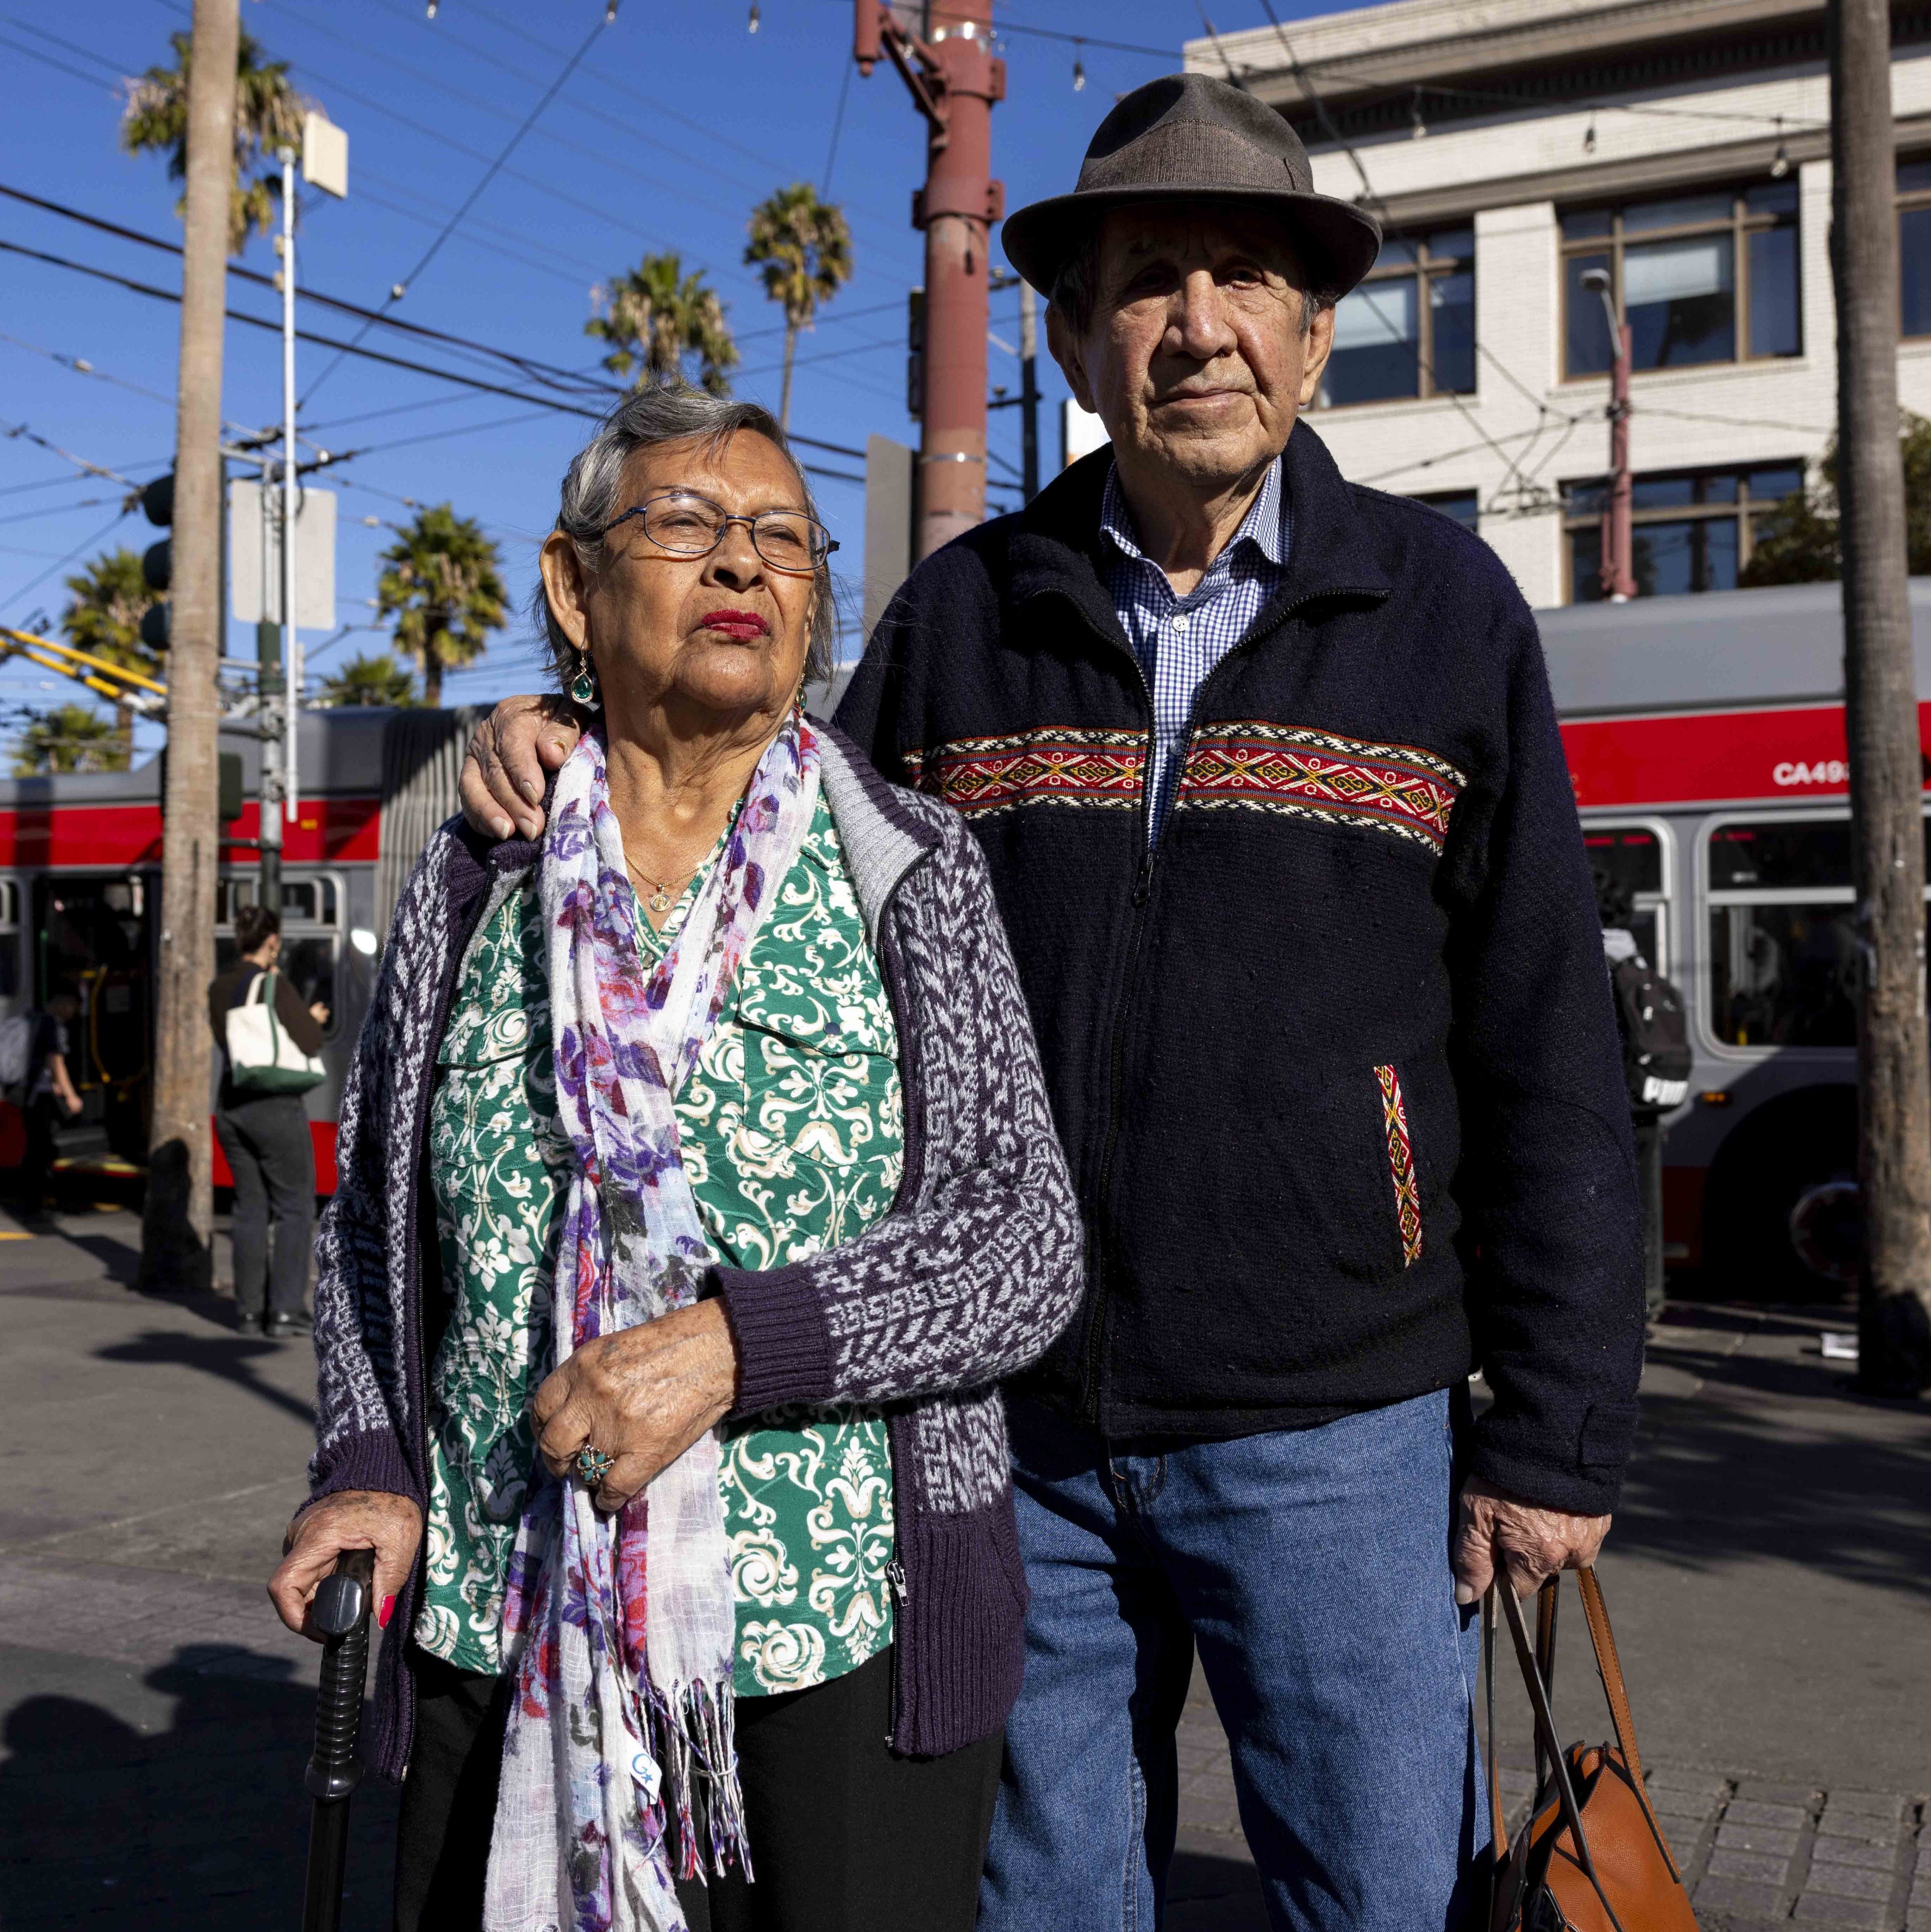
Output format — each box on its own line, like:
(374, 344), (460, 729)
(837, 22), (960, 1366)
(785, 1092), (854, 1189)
(1373, 1063), (1424, 1269)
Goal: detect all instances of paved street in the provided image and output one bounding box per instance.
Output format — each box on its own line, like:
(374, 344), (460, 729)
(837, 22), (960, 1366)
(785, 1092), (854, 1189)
(0, 1205), (1925, 1928)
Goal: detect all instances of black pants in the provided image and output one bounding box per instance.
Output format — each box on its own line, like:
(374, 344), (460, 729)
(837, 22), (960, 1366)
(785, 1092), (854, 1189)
(393, 1647), (1002, 1932)
(17, 1094), (59, 1215)
(214, 1094), (314, 1317)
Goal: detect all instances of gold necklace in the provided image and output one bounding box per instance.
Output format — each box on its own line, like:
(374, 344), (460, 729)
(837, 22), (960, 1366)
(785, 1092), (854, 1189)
(625, 854), (702, 916)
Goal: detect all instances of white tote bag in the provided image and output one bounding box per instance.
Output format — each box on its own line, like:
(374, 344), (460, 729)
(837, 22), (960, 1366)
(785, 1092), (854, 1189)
(226, 970), (326, 1096)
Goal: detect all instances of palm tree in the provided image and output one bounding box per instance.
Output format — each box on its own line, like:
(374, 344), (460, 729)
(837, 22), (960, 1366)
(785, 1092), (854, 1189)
(374, 507), (507, 708)
(121, 29), (311, 256)
(59, 548), (163, 762)
(586, 255), (739, 396)
(13, 703), (129, 777)
(318, 651), (418, 708)
(745, 184), (853, 430)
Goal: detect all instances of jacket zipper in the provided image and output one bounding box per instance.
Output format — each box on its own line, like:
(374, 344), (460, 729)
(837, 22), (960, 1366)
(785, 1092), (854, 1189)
(1080, 644), (1161, 1423)
(1072, 584), (1378, 1425)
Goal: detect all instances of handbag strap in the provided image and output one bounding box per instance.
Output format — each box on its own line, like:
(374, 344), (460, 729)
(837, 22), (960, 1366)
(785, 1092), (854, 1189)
(1497, 1581), (1629, 1932)
(1533, 1578), (1558, 1792)
(1574, 1566), (1682, 1883)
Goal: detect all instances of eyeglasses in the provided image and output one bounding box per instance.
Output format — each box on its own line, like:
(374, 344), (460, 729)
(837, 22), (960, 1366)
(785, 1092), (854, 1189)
(600, 491), (838, 573)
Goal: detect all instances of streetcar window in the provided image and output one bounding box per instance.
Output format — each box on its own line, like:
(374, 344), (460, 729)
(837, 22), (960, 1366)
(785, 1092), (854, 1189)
(1708, 821), (1851, 890)
(1583, 827), (1662, 896)
(213, 935), (339, 1039)
(280, 879), (338, 926)
(1708, 904), (1858, 1048)
(0, 881), (16, 1001)
(281, 937), (339, 1038)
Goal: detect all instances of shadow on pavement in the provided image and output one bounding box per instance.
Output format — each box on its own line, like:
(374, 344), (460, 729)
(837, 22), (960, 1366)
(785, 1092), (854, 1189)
(0, 1645), (395, 1930)
(93, 1329), (317, 1431)
(1618, 1372), (1931, 1602)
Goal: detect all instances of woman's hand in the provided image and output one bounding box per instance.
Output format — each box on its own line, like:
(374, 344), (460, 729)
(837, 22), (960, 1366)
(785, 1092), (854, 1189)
(268, 1489), (424, 1641)
(460, 696), (583, 841)
(533, 1301), (739, 1513)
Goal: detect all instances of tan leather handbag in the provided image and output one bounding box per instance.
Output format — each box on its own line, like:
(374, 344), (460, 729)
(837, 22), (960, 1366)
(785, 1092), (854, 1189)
(1486, 1568), (1700, 1932)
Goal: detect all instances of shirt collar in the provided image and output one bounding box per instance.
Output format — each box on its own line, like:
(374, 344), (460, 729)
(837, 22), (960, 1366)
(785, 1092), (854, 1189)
(1099, 451), (1288, 576)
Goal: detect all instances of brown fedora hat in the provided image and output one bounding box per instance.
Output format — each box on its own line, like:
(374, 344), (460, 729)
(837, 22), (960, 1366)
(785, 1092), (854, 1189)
(1002, 72), (1381, 302)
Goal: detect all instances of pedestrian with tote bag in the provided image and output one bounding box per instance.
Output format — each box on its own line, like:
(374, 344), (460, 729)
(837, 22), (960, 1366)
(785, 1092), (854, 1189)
(209, 901), (329, 1337)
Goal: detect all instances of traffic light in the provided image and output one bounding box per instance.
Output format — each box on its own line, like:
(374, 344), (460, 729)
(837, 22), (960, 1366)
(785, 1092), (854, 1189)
(140, 473), (172, 652)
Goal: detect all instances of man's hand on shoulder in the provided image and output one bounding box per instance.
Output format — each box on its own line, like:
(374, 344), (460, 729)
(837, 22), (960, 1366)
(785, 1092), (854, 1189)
(1452, 1473), (1610, 1604)
(459, 696), (583, 841)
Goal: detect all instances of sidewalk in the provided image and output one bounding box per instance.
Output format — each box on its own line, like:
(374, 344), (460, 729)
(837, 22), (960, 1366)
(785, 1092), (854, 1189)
(0, 1207), (1924, 1928)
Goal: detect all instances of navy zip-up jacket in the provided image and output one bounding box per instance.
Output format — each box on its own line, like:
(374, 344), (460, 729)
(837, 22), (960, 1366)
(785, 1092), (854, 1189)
(836, 421), (1644, 1516)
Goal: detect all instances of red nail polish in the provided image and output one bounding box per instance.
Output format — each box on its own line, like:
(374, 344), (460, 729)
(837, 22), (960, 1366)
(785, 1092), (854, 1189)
(378, 1594), (395, 1629)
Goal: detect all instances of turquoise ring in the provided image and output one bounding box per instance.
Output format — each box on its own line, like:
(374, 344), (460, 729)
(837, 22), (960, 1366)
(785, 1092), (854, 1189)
(574, 1444), (615, 1487)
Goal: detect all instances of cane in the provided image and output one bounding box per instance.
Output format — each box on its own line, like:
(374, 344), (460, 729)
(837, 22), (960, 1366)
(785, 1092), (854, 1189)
(301, 1547), (376, 1932)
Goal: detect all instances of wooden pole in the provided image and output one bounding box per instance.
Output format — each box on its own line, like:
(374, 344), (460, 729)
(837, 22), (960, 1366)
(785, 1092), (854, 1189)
(139, 0), (237, 1293)
(1832, 0), (1931, 1390)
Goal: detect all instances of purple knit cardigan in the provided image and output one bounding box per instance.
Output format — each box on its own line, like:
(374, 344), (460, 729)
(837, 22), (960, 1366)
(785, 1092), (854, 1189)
(306, 725), (1083, 1780)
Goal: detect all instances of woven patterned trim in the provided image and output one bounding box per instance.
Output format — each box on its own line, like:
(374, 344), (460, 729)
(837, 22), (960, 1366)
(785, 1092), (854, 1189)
(904, 728), (1149, 817)
(1375, 1063), (1424, 1268)
(1174, 723), (1465, 852)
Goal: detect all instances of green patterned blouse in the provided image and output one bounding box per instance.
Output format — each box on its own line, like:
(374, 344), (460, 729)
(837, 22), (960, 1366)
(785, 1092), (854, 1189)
(416, 792), (902, 1698)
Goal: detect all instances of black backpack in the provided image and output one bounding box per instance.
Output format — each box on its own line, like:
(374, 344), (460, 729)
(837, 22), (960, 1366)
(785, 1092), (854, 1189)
(1608, 952), (1693, 1110)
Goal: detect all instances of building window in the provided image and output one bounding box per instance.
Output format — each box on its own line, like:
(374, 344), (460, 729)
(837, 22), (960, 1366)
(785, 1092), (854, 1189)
(1561, 183), (1800, 378)
(1901, 157), (1931, 338)
(1319, 228), (1474, 408)
(1563, 462), (1805, 602)
(1411, 490), (1479, 529)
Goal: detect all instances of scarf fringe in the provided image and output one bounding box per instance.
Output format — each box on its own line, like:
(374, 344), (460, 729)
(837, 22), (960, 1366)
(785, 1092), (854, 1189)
(650, 1676), (752, 1887)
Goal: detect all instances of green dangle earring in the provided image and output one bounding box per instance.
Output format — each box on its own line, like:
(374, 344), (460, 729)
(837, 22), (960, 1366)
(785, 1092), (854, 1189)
(569, 649), (599, 711)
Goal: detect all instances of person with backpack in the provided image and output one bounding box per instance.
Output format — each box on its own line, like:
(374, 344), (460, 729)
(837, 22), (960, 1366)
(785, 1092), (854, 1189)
(1594, 868), (1693, 1316)
(4, 989), (83, 1219)
(209, 903), (329, 1336)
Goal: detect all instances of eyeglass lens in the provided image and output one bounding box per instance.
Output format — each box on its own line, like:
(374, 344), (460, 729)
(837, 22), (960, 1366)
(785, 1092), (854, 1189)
(639, 493), (827, 568)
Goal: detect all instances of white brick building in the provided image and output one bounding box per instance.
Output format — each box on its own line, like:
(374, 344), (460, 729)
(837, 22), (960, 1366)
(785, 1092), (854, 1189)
(1175, 0), (1931, 609)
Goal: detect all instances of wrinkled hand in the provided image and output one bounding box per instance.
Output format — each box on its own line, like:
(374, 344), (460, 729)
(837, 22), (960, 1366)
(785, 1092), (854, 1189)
(459, 695), (583, 842)
(533, 1301), (739, 1514)
(1452, 1475), (1610, 1604)
(268, 1489), (423, 1641)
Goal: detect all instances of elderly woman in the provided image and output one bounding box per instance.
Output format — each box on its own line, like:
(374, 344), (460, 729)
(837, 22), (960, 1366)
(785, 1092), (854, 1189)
(269, 387), (1082, 1932)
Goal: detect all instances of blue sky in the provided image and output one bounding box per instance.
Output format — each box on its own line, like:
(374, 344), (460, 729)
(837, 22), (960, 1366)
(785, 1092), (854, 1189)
(0, 0), (1343, 751)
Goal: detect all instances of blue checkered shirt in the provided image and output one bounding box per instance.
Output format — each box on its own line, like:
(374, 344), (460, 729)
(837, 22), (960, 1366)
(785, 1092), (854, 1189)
(1099, 454), (1293, 842)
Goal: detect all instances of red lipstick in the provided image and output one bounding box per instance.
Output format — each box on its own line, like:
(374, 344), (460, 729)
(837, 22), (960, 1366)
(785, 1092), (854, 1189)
(700, 608), (770, 639)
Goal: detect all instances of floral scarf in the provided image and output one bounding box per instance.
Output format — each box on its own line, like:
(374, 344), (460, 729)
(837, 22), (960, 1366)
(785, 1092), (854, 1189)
(483, 712), (821, 1932)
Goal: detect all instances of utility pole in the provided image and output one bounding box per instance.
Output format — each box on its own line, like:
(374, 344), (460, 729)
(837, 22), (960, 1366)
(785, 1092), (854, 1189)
(855, 1), (1004, 559)
(1583, 265), (1635, 602)
(139, 0), (238, 1294)
(1018, 278), (1040, 501)
(1832, 0), (1931, 1391)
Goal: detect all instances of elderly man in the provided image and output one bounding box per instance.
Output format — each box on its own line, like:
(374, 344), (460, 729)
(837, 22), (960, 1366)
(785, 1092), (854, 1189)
(462, 73), (1642, 1932)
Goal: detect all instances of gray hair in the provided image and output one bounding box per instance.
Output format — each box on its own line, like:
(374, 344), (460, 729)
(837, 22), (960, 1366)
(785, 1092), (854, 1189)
(534, 384), (836, 694)
(1048, 227), (1328, 338)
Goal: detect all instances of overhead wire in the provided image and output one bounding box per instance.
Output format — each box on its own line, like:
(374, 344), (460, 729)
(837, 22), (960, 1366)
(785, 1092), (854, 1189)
(298, 8), (614, 408)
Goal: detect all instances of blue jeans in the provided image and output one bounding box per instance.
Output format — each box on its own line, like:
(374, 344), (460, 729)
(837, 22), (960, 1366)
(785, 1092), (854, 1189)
(981, 1390), (1487, 1932)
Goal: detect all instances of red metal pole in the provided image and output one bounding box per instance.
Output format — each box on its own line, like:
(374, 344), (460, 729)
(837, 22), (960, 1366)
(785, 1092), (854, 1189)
(1601, 322), (1636, 602)
(855, 2), (1005, 560)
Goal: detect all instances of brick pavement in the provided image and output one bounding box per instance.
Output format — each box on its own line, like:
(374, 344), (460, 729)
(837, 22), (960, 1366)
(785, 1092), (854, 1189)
(1173, 1675), (1931, 1931)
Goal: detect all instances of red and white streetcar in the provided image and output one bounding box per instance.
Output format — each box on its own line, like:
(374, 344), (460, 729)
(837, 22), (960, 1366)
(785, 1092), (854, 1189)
(5, 577), (1927, 1297)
